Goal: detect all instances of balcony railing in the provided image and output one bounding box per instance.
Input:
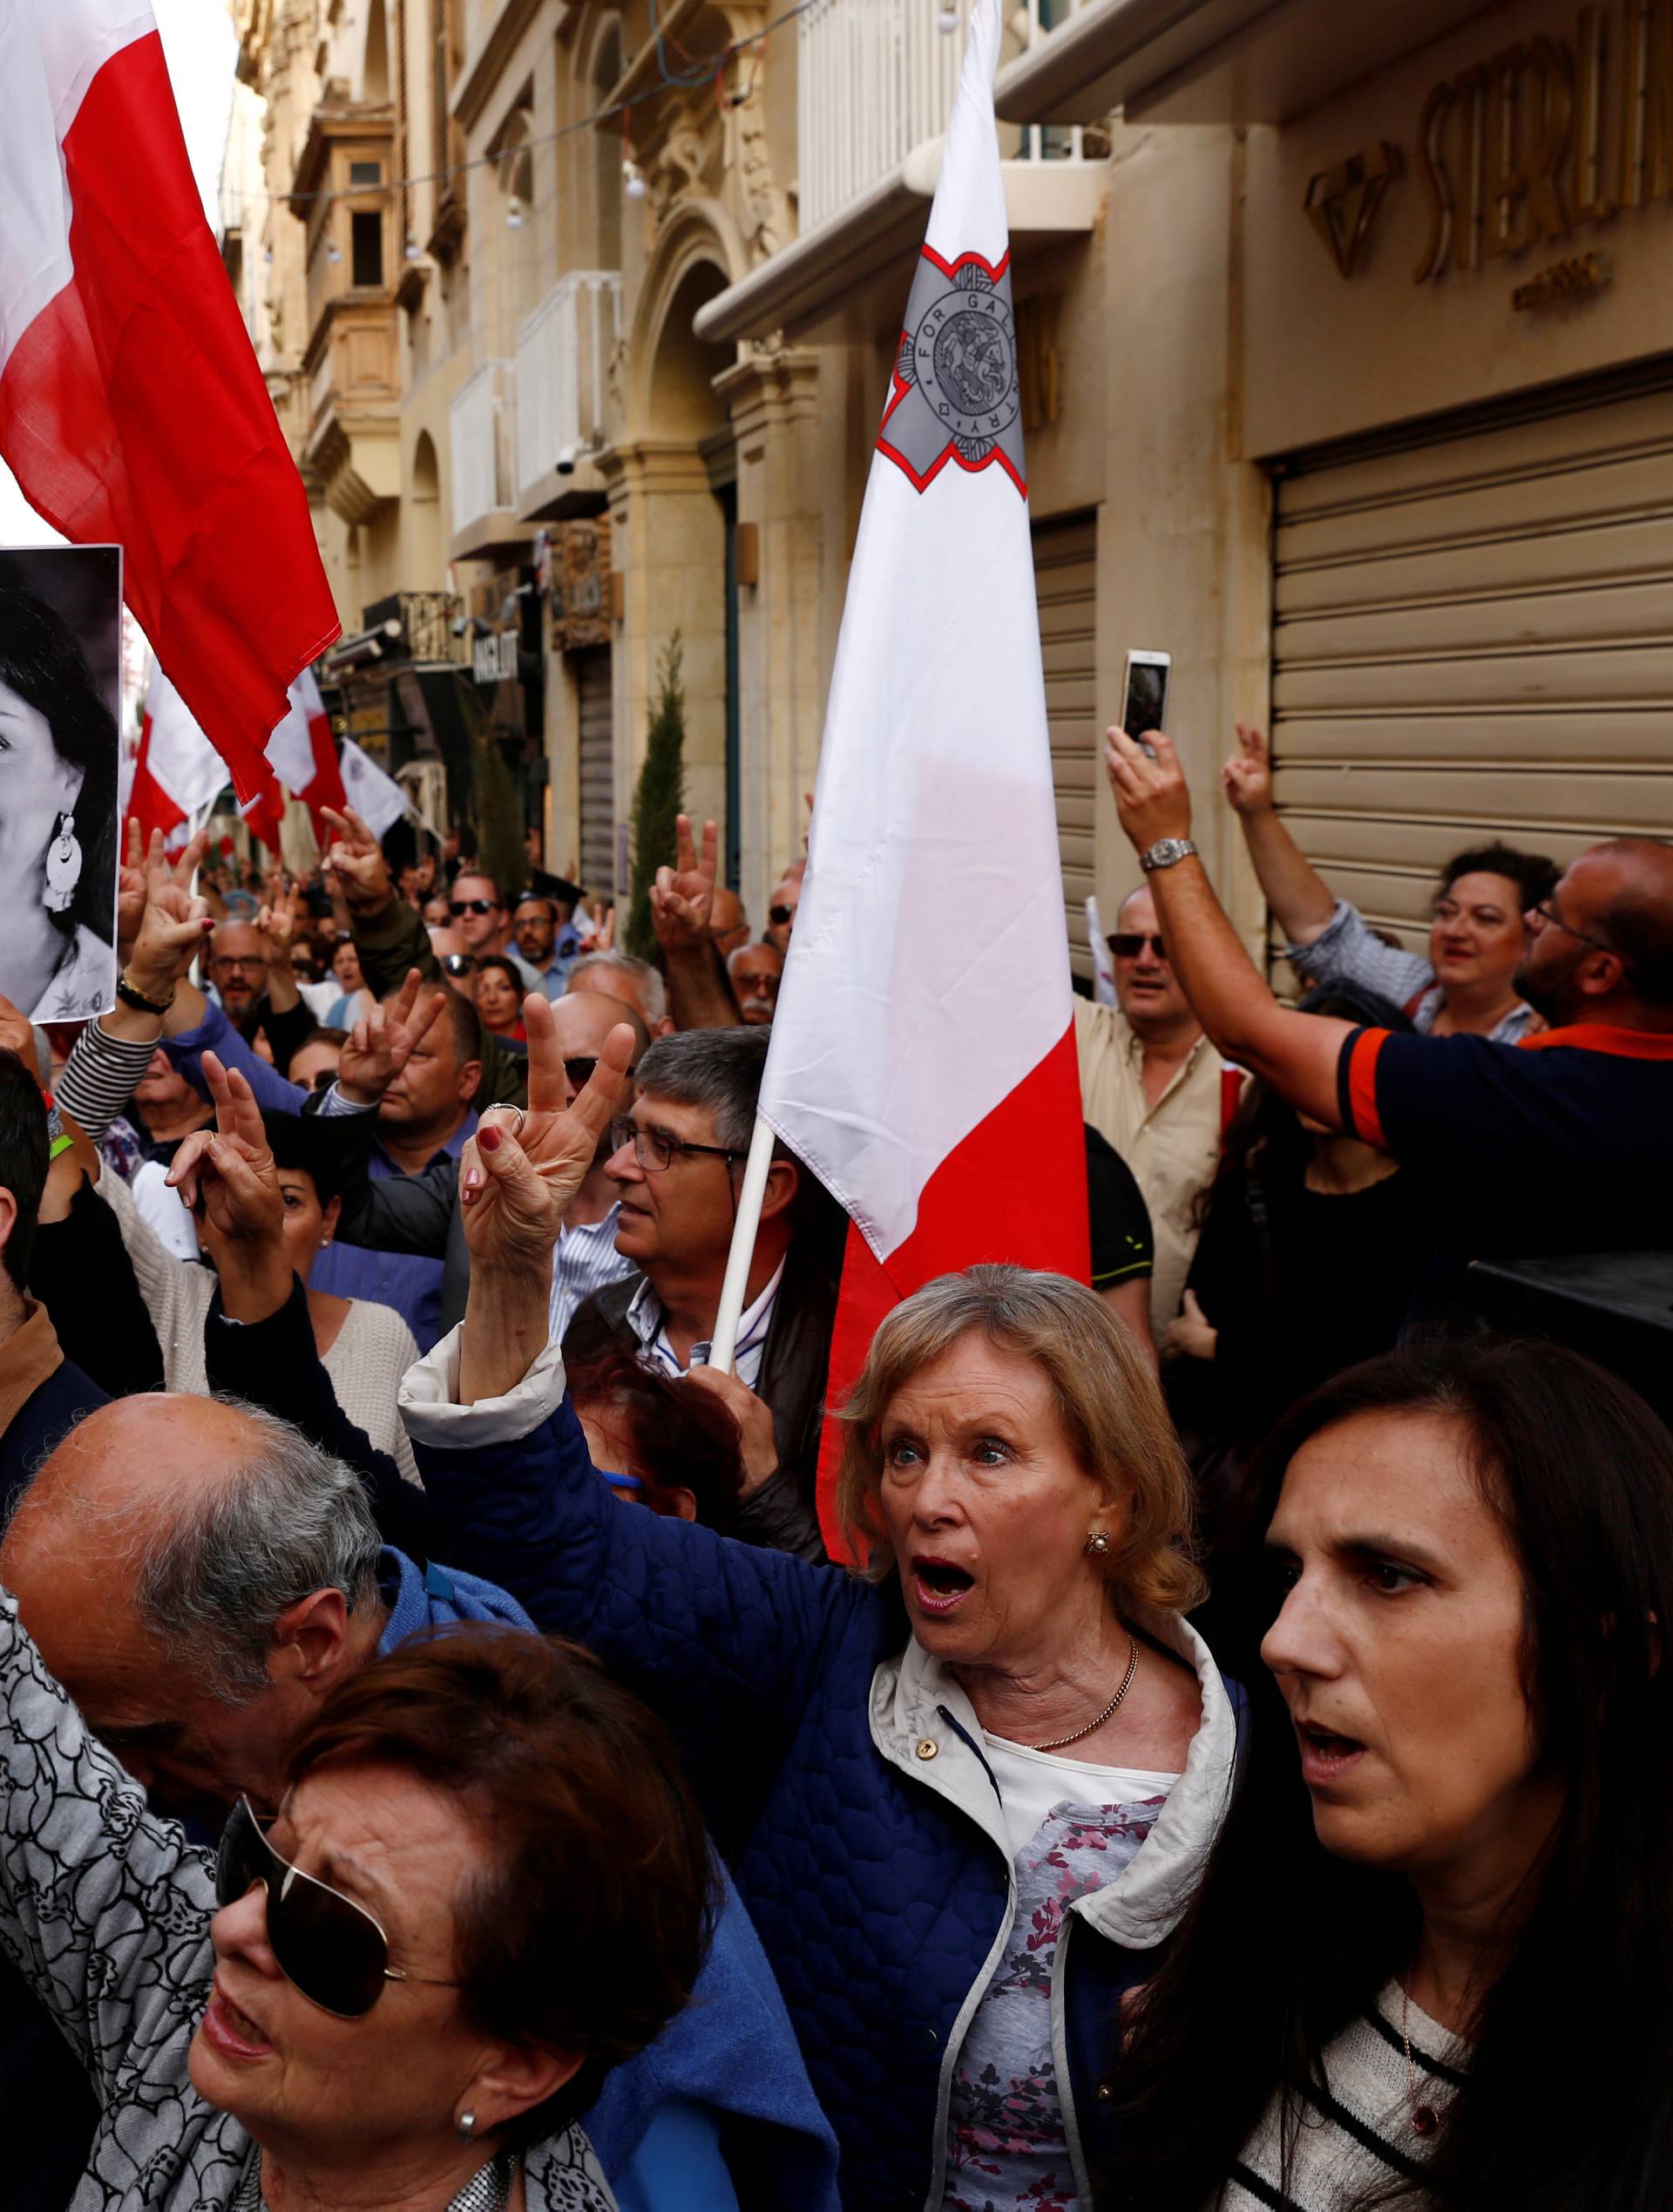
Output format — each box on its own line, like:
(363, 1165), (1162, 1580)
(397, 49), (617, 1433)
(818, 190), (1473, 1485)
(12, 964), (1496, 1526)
(514, 271), (622, 505)
(797, 0), (1094, 234)
(450, 358), (518, 530)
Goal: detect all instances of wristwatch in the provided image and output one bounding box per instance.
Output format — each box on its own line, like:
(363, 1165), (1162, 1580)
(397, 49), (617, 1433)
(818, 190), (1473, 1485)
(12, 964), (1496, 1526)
(1139, 838), (1198, 874)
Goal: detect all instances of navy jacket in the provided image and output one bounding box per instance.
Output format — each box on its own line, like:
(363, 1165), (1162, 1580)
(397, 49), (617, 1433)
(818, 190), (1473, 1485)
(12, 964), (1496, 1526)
(414, 1386), (1240, 2212)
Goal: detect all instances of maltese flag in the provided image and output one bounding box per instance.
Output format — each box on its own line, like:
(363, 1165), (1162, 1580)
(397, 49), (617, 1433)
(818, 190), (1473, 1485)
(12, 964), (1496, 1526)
(338, 736), (410, 840)
(0, 0), (340, 801)
(128, 664), (228, 852)
(266, 665), (348, 841)
(758, 0), (1088, 1547)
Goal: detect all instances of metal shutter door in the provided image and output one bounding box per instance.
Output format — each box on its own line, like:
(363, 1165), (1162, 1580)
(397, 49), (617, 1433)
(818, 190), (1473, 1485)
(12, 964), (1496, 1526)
(1270, 370), (1673, 956)
(575, 646), (616, 899)
(1033, 511), (1099, 979)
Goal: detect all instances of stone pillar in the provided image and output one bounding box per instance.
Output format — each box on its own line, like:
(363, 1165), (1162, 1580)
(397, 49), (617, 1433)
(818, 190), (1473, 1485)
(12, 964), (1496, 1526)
(713, 341), (823, 924)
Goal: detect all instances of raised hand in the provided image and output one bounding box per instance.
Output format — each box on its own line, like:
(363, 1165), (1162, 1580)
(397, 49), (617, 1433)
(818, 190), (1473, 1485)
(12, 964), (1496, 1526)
(458, 993), (633, 1273)
(1104, 728), (1194, 857)
(683, 1363), (779, 1494)
(165, 1053), (285, 1254)
(1222, 723), (1274, 817)
(337, 967), (447, 1105)
(322, 804), (393, 914)
(648, 815), (718, 956)
(0, 994), (37, 1072)
(127, 827), (214, 1001)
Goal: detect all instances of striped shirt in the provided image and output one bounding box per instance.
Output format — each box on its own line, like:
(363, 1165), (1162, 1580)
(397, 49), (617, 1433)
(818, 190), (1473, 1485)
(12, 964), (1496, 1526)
(622, 1259), (784, 1390)
(1223, 1984), (1466, 2210)
(547, 1205), (637, 1340)
(1285, 900), (1537, 1044)
(54, 1019), (157, 1144)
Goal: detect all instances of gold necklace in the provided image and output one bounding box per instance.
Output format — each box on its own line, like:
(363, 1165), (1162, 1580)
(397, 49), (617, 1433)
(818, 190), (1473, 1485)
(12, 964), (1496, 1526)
(1027, 1635), (1140, 1753)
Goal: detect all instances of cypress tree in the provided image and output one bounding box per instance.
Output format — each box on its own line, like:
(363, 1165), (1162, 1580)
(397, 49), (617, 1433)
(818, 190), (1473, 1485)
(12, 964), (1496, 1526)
(624, 634), (686, 962)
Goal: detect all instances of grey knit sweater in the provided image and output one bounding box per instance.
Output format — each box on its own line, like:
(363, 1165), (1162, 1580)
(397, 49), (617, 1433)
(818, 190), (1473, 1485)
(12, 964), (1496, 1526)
(0, 1594), (615, 2212)
(1219, 1986), (1466, 2209)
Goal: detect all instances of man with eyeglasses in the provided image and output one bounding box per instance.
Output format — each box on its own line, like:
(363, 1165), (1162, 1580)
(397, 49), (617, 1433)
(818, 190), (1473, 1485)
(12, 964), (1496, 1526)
(203, 918), (314, 1072)
(1106, 728), (1673, 1290)
(563, 1028), (836, 1537)
(1073, 882), (1224, 1336)
(447, 869), (543, 994)
(762, 862), (803, 955)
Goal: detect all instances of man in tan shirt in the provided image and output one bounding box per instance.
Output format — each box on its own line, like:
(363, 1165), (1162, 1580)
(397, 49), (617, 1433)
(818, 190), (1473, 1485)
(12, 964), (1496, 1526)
(1074, 885), (1225, 1335)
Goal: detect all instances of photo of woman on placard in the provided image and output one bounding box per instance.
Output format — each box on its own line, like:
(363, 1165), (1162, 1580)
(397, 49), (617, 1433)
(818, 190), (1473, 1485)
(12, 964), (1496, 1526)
(0, 558), (120, 1021)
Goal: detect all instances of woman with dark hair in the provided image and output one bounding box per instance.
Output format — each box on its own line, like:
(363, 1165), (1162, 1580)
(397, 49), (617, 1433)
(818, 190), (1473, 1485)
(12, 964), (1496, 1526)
(0, 1612), (715, 2208)
(1223, 724), (1556, 1042)
(1113, 1335), (1673, 2211)
(0, 582), (119, 1018)
(1163, 988), (1426, 1472)
(475, 954), (529, 1043)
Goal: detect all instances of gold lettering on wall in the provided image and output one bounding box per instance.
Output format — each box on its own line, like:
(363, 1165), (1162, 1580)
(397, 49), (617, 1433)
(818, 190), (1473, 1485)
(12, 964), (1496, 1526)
(1402, 0), (1673, 281)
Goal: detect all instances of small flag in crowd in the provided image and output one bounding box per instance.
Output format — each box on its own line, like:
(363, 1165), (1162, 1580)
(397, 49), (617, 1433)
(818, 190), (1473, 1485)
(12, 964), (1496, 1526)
(266, 667), (349, 842)
(0, 0), (340, 802)
(128, 665), (228, 852)
(338, 737), (411, 840)
(757, 0), (1089, 1550)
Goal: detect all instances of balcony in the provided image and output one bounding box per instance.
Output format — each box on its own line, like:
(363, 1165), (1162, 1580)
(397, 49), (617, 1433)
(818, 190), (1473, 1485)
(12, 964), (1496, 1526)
(513, 271), (622, 521)
(449, 358), (532, 562)
(695, 0), (1107, 345)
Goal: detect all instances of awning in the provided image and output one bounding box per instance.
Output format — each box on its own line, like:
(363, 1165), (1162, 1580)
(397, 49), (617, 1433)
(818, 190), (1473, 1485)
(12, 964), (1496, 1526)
(992, 0), (1501, 128)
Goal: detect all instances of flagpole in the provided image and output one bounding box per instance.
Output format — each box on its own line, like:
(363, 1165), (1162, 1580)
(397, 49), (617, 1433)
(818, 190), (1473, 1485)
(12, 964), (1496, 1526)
(708, 1115), (778, 1374)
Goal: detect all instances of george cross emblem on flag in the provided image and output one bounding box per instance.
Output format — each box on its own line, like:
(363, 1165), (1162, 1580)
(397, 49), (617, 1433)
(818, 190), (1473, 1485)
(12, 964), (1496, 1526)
(877, 245), (1026, 497)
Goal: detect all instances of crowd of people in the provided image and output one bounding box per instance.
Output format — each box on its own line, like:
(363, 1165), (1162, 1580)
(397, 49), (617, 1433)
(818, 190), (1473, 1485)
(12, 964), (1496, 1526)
(0, 702), (1668, 2212)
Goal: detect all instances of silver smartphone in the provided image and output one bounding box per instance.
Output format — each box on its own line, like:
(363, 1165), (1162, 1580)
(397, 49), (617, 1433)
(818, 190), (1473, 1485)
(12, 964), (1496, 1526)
(1121, 649), (1171, 759)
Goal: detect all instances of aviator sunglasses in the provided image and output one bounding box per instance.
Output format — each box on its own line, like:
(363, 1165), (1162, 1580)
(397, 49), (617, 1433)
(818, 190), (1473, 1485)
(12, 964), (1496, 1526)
(215, 1795), (461, 2019)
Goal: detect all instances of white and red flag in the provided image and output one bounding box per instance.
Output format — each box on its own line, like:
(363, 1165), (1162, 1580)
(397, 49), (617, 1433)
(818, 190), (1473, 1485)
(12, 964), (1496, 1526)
(128, 663), (228, 852)
(756, 0), (1088, 1549)
(266, 666), (349, 842)
(0, 0), (340, 800)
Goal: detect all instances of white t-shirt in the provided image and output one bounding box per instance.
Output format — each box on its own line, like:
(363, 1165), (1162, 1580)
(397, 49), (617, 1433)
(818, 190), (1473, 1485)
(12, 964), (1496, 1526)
(982, 1732), (1182, 1862)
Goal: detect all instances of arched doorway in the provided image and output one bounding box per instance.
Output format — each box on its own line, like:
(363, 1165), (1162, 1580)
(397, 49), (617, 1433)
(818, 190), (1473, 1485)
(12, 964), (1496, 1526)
(410, 431), (442, 587)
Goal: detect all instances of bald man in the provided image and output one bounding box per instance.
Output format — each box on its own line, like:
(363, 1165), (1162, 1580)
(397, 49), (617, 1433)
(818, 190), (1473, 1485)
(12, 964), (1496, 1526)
(1104, 729), (1673, 1283)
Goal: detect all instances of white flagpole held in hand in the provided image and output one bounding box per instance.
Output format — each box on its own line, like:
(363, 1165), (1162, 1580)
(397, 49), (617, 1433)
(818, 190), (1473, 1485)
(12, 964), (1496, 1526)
(709, 1115), (778, 1375)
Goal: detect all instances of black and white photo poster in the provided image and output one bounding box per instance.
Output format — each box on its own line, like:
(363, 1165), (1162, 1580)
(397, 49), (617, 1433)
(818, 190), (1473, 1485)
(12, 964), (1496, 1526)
(0, 546), (121, 1020)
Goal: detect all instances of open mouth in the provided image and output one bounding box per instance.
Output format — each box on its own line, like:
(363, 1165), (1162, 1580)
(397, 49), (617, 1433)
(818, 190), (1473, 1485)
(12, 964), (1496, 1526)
(202, 1985), (274, 2061)
(1297, 1721), (1366, 1782)
(911, 1557), (976, 1615)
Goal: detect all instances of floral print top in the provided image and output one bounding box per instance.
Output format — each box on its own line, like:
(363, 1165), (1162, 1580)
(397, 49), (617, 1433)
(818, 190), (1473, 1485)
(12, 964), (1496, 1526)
(941, 1795), (1168, 2212)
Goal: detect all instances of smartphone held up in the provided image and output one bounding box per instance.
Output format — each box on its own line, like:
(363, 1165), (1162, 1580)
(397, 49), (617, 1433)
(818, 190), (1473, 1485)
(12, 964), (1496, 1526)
(1121, 649), (1170, 759)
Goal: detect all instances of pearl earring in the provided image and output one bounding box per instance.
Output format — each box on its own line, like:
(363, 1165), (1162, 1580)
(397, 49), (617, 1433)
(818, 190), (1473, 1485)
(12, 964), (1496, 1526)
(1084, 1530), (1112, 1556)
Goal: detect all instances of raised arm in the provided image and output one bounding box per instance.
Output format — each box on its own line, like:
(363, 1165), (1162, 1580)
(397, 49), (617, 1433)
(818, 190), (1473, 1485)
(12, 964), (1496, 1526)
(651, 815), (742, 1031)
(1105, 729), (1353, 1129)
(1221, 723), (1338, 948)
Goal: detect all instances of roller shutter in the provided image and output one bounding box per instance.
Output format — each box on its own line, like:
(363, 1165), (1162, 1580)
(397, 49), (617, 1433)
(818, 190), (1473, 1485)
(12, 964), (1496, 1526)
(574, 646), (615, 899)
(1270, 367), (1673, 958)
(1033, 510), (1099, 979)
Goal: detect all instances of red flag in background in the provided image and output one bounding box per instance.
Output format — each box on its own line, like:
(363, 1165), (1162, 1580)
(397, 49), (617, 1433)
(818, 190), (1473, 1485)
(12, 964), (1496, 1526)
(0, 0), (341, 802)
(266, 666), (348, 843)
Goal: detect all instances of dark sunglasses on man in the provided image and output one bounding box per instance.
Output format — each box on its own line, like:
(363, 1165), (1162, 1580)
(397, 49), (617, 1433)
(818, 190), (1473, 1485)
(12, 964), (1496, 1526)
(440, 952), (477, 978)
(216, 1796), (462, 2019)
(1107, 932), (1168, 961)
(450, 898), (497, 918)
(768, 905), (794, 927)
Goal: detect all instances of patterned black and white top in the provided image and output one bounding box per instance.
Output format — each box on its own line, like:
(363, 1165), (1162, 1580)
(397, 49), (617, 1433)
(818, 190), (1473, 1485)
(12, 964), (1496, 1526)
(0, 1595), (618, 2212)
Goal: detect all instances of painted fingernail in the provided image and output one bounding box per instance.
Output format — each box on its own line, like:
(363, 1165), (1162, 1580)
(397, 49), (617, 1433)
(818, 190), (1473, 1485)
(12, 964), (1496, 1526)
(479, 1124), (501, 1152)
(464, 1165), (484, 1192)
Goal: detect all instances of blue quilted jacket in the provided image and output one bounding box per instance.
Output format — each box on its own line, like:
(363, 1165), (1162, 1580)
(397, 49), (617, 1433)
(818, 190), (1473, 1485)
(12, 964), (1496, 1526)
(407, 1340), (1242, 2212)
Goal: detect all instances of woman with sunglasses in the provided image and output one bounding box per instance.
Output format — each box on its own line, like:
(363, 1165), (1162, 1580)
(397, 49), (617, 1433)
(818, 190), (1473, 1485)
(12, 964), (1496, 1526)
(1223, 724), (1557, 1042)
(1113, 1336), (1673, 2210)
(0, 1612), (714, 2210)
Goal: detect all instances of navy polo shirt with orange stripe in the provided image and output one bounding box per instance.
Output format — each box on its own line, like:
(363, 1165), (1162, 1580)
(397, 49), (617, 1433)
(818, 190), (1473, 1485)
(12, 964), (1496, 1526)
(1336, 1021), (1673, 1261)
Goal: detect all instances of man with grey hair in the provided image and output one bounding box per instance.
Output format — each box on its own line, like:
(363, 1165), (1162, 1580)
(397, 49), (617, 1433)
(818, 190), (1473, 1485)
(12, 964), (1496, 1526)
(567, 947), (674, 1035)
(0, 1390), (530, 1822)
(565, 1027), (836, 1543)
